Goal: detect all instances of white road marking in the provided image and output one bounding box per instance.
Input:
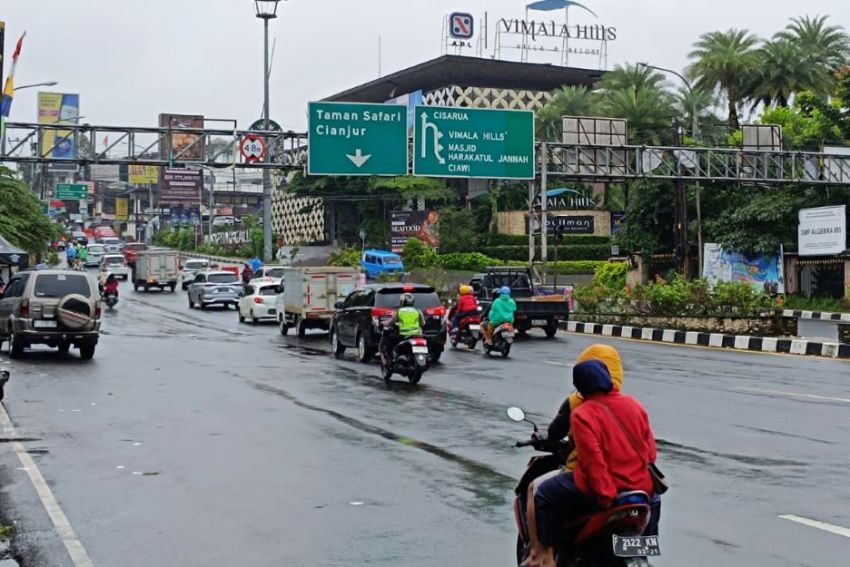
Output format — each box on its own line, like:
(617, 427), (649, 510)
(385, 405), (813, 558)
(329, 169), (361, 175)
(737, 387), (850, 404)
(0, 403), (94, 567)
(779, 515), (850, 538)
(545, 360), (574, 368)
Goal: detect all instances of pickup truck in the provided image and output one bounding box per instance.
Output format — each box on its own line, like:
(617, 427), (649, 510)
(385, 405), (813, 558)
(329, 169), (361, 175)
(472, 266), (569, 338)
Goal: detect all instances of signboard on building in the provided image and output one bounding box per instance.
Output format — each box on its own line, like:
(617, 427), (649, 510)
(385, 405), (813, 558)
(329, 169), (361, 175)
(413, 106), (534, 179)
(703, 244), (785, 293)
(159, 114), (205, 162)
(390, 210), (440, 253)
(116, 198), (129, 221)
(129, 165), (159, 185)
(798, 205), (847, 256)
(161, 168), (203, 205)
(308, 102), (408, 176)
(527, 214), (595, 235)
(38, 92), (80, 159)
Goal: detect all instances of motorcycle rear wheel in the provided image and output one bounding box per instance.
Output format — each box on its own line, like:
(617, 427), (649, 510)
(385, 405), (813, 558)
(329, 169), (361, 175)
(409, 369), (422, 385)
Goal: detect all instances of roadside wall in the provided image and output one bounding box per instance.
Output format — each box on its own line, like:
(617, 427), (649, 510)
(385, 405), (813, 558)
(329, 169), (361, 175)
(575, 313), (797, 337)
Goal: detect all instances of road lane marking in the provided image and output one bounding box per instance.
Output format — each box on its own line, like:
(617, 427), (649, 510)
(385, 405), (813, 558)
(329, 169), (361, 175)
(737, 387), (850, 404)
(0, 403), (94, 567)
(779, 515), (850, 538)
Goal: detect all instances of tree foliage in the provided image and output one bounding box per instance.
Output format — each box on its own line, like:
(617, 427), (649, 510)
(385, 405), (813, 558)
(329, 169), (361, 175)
(0, 167), (61, 255)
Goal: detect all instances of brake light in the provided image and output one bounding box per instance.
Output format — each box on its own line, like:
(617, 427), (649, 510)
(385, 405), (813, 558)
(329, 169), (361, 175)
(254, 297), (264, 304)
(402, 284), (415, 293)
(95, 305), (102, 318)
(412, 338), (427, 346)
(20, 299), (29, 317)
(371, 307), (395, 318)
(425, 306), (446, 317)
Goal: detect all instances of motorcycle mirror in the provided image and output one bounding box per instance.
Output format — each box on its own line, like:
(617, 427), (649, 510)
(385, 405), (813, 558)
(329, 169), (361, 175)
(506, 407), (526, 423)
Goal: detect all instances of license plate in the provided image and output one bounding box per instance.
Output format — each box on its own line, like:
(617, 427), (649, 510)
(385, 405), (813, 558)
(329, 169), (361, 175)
(34, 320), (58, 329)
(502, 332), (515, 339)
(216, 288), (230, 293)
(412, 346), (429, 354)
(470, 324), (481, 331)
(532, 319), (547, 326)
(612, 535), (661, 558)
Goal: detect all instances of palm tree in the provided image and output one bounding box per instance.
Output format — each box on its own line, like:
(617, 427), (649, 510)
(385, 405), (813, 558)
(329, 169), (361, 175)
(536, 85), (598, 141)
(776, 15), (850, 72)
(596, 63), (668, 93)
(598, 86), (676, 145)
(746, 39), (832, 107)
(687, 29), (761, 130)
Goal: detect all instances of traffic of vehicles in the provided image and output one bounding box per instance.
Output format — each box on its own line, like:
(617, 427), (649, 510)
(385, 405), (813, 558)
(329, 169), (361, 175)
(6, 239), (572, 384)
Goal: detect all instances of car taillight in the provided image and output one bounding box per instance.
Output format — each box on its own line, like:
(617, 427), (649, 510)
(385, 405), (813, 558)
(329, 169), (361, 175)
(254, 297), (264, 304)
(19, 300), (29, 317)
(95, 305), (102, 318)
(371, 307), (395, 318)
(425, 306), (446, 317)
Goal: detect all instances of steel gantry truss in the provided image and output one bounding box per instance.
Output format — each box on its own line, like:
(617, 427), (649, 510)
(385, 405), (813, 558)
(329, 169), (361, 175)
(0, 122), (308, 169)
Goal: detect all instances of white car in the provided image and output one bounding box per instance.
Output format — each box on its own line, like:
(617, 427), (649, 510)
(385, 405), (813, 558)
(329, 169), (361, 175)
(212, 216), (237, 226)
(238, 283), (279, 324)
(100, 237), (123, 254)
(85, 244), (106, 268)
(180, 259), (212, 290)
(250, 266), (286, 286)
(100, 254), (131, 280)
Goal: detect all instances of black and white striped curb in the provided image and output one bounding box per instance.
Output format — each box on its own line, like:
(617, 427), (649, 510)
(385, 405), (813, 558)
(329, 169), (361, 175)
(783, 310), (850, 323)
(564, 321), (850, 360)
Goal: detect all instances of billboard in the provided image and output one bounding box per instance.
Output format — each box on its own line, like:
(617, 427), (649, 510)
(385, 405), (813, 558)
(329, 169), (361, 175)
(526, 214), (595, 235)
(798, 205), (846, 257)
(128, 165), (159, 185)
(116, 198), (129, 222)
(160, 168), (202, 205)
(703, 244), (785, 294)
(38, 92), (80, 159)
(390, 210), (440, 253)
(159, 114), (204, 162)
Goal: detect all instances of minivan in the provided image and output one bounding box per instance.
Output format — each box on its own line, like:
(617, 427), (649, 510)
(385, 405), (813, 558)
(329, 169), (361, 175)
(361, 250), (405, 280)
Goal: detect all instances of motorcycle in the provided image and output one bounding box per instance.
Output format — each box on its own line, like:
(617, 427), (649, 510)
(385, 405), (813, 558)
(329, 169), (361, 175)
(102, 291), (119, 310)
(380, 331), (430, 384)
(447, 306), (481, 350)
(483, 322), (515, 358)
(507, 407), (660, 567)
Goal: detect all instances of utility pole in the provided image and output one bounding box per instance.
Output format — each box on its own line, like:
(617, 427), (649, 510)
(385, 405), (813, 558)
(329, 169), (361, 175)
(672, 121), (691, 278)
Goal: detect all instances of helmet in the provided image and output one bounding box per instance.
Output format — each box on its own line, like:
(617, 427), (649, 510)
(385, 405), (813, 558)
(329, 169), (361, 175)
(459, 285), (473, 296)
(499, 286), (511, 297)
(399, 293), (415, 307)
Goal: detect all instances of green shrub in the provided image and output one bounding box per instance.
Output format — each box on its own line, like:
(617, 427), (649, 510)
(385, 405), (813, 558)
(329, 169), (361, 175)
(485, 244), (611, 262)
(592, 262), (628, 291)
(549, 260), (607, 275)
(483, 234), (611, 246)
(46, 250), (60, 267)
(437, 252), (504, 272)
(403, 238), (438, 268)
(328, 247), (362, 268)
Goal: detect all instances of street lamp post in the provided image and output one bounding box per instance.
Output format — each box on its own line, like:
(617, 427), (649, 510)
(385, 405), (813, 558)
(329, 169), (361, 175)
(638, 62), (704, 277)
(255, 0), (281, 263)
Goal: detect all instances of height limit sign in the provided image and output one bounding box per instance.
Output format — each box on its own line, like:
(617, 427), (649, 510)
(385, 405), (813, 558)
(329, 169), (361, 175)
(240, 134), (267, 163)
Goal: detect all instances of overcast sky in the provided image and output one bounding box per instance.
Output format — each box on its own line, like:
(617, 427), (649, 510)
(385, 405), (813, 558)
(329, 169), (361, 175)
(2, 0), (849, 132)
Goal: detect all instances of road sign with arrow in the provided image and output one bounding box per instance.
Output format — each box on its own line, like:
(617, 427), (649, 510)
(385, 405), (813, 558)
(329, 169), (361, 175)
(308, 101), (408, 176)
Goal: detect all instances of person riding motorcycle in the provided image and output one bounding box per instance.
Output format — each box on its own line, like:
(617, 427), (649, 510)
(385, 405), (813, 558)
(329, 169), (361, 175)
(78, 245), (89, 266)
(379, 293), (426, 366)
(66, 243), (78, 267)
(450, 284), (479, 330)
(481, 286), (516, 346)
(100, 273), (119, 299)
(522, 360), (657, 567)
(241, 264), (254, 288)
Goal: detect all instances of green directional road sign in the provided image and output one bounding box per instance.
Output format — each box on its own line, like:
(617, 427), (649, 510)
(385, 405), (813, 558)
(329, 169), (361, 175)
(55, 183), (89, 200)
(413, 106), (535, 179)
(308, 102), (408, 176)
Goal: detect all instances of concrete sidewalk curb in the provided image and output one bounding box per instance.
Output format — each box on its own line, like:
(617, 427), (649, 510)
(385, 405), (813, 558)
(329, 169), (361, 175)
(783, 309), (850, 323)
(563, 321), (850, 361)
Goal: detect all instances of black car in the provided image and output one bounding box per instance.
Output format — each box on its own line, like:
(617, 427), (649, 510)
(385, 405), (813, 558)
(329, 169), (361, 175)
(330, 283), (447, 363)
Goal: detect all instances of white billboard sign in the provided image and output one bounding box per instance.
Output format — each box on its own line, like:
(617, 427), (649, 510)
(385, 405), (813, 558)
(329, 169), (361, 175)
(798, 205), (847, 256)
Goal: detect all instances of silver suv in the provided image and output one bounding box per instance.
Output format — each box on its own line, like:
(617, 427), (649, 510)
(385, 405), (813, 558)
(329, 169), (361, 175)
(0, 269), (101, 359)
(187, 270), (242, 310)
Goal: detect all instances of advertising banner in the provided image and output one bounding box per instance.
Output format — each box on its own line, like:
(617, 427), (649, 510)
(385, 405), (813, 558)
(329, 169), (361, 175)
(703, 244), (785, 293)
(0, 21), (5, 94)
(161, 168), (202, 205)
(115, 198), (129, 221)
(38, 92), (80, 159)
(798, 205), (846, 257)
(159, 114), (204, 162)
(390, 210), (440, 252)
(128, 165), (159, 185)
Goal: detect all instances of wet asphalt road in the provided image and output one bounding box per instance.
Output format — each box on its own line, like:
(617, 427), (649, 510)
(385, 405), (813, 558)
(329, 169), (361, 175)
(0, 274), (849, 566)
